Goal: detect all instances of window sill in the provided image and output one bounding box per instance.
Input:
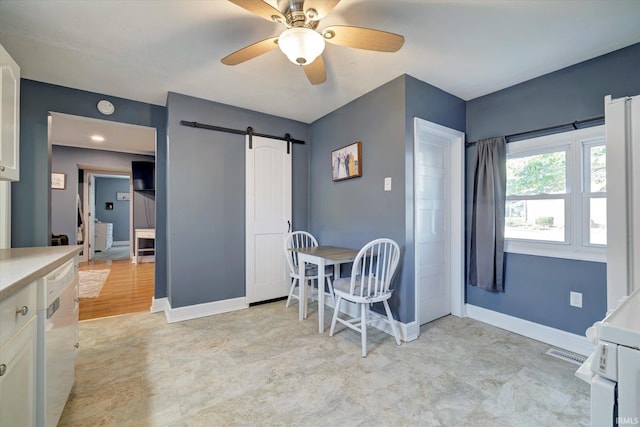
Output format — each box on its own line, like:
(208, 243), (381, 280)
(505, 243), (606, 263)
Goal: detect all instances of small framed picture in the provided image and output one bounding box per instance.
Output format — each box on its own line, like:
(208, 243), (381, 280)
(331, 141), (362, 182)
(51, 172), (66, 190)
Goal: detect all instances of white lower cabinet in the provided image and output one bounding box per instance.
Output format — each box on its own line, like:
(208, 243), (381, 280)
(94, 222), (113, 252)
(0, 282), (37, 427)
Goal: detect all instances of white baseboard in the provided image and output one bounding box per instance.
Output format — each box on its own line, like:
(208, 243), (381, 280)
(132, 255), (155, 264)
(326, 298), (417, 342)
(112, 241), (129, 247)
(154, 293), (416, 342)
(164, 297), (249, 323)
(403, 321), (420, 342)
(150, 297), (168, 314)
(465, 304), (594, 356)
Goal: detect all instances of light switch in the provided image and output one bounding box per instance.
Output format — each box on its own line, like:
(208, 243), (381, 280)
(384, 177), (392, 191)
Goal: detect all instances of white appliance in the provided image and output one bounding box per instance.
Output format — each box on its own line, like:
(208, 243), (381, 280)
(576, 94), (640, 425)
(577, 290), (640, 426)
(605, 94), (640, 305)
(36, 259), (79, 427)
(94, 222), (113, 252)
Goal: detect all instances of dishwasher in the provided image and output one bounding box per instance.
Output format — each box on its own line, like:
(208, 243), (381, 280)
(36, 259), (79, 427)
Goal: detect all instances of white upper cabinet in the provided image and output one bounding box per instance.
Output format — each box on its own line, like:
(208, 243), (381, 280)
(0, 44), (20, 182)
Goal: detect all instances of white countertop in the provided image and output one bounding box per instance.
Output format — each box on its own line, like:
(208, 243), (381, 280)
(0, 246), (82, 301)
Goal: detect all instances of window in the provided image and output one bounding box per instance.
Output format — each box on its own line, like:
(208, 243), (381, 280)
(584, 143), (607, 246)
(505, 126), (606, 261)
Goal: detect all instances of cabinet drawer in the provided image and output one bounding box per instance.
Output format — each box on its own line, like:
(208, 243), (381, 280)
(0, 283), (37, 344)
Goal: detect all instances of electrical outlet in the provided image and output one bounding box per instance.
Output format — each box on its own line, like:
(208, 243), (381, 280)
(384, 177), (392, 191)
(570, 291), (583, 308)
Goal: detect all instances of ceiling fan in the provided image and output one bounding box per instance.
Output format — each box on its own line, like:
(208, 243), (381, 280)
(222, 0), (405, 85)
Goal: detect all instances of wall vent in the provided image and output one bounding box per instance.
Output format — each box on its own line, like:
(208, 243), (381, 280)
(545, 348), (586, 365)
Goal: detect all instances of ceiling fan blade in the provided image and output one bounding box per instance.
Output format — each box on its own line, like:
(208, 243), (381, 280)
(304, 0), (340, 20)
(221, 37), (280, 65)
(303, 55), (326, 85)
(228, 0), (285, 23)
(321, 25), (404, 52)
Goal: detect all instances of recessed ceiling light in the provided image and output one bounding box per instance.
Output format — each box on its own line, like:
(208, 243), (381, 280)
(91, 135), (105, 142)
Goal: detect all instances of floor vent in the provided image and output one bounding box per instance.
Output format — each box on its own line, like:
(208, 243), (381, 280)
(545, 348), (586, 365)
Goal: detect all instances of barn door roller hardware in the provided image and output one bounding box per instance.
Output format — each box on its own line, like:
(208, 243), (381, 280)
(180, 120), (304, 151)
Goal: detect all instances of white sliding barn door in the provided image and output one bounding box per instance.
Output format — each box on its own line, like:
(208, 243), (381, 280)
(414, 118), (465, 327)
(246, 135), (292, 303)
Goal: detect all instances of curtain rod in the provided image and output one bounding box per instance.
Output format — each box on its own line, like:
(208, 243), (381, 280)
(180, 121), (305, 150)
(465, 115), (605, 147)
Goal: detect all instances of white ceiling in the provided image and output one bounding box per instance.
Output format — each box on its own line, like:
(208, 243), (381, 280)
(2, 0), (640, 126)
(49, 112), (156, 155)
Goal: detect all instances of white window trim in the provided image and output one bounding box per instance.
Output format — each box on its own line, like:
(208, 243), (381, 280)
(505, 125), (606, 263)
(582, 139), (607, 250)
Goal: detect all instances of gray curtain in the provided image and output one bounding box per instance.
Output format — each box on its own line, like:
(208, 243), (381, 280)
(469, 137), (506, 291)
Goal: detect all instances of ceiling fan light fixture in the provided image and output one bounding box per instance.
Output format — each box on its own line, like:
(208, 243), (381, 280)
(305, 8), (318, 20)
(278, 27), (325, 65)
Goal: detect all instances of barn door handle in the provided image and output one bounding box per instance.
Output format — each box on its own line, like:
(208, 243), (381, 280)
(287, 220), (291, 232)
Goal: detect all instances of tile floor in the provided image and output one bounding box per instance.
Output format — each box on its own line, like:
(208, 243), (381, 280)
(59, 301), (590, 426)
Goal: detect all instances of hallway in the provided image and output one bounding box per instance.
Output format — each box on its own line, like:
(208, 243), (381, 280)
(78, 258), (154, 321)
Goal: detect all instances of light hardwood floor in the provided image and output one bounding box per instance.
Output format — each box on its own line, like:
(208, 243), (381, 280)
(78, 259), (155, 321)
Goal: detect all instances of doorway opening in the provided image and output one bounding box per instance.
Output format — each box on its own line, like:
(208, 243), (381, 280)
(81, 170), (133, 263)
(49, 112), (157, 320)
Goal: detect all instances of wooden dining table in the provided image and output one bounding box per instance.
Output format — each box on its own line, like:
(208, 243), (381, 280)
(291, 245), (359, 333)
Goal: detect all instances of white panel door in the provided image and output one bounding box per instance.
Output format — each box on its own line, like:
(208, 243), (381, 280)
(414, 118), (465, 327)
(246, 135), (291, 303)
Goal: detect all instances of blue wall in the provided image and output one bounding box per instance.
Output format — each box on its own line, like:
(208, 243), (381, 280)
(465, 42), (640, 335)
(95, 177), (130, 241)
(15, 79), (168, 298)
(309, 75), (466, 323)
(404, 75), (466, 322)
(165, 92), (310, 308)
(17, 41), (640, 335)
(50, 145), (154, 244)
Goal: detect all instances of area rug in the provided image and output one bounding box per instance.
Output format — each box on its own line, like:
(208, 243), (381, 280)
(78, 269), (110, 299)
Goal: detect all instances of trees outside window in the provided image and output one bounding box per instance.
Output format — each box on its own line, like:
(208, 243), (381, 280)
(505, 126), (606, 261)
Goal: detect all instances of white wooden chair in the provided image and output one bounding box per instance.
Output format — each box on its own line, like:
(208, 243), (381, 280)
(329, 238), (401, 357)
(284, 231), (334, 317)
